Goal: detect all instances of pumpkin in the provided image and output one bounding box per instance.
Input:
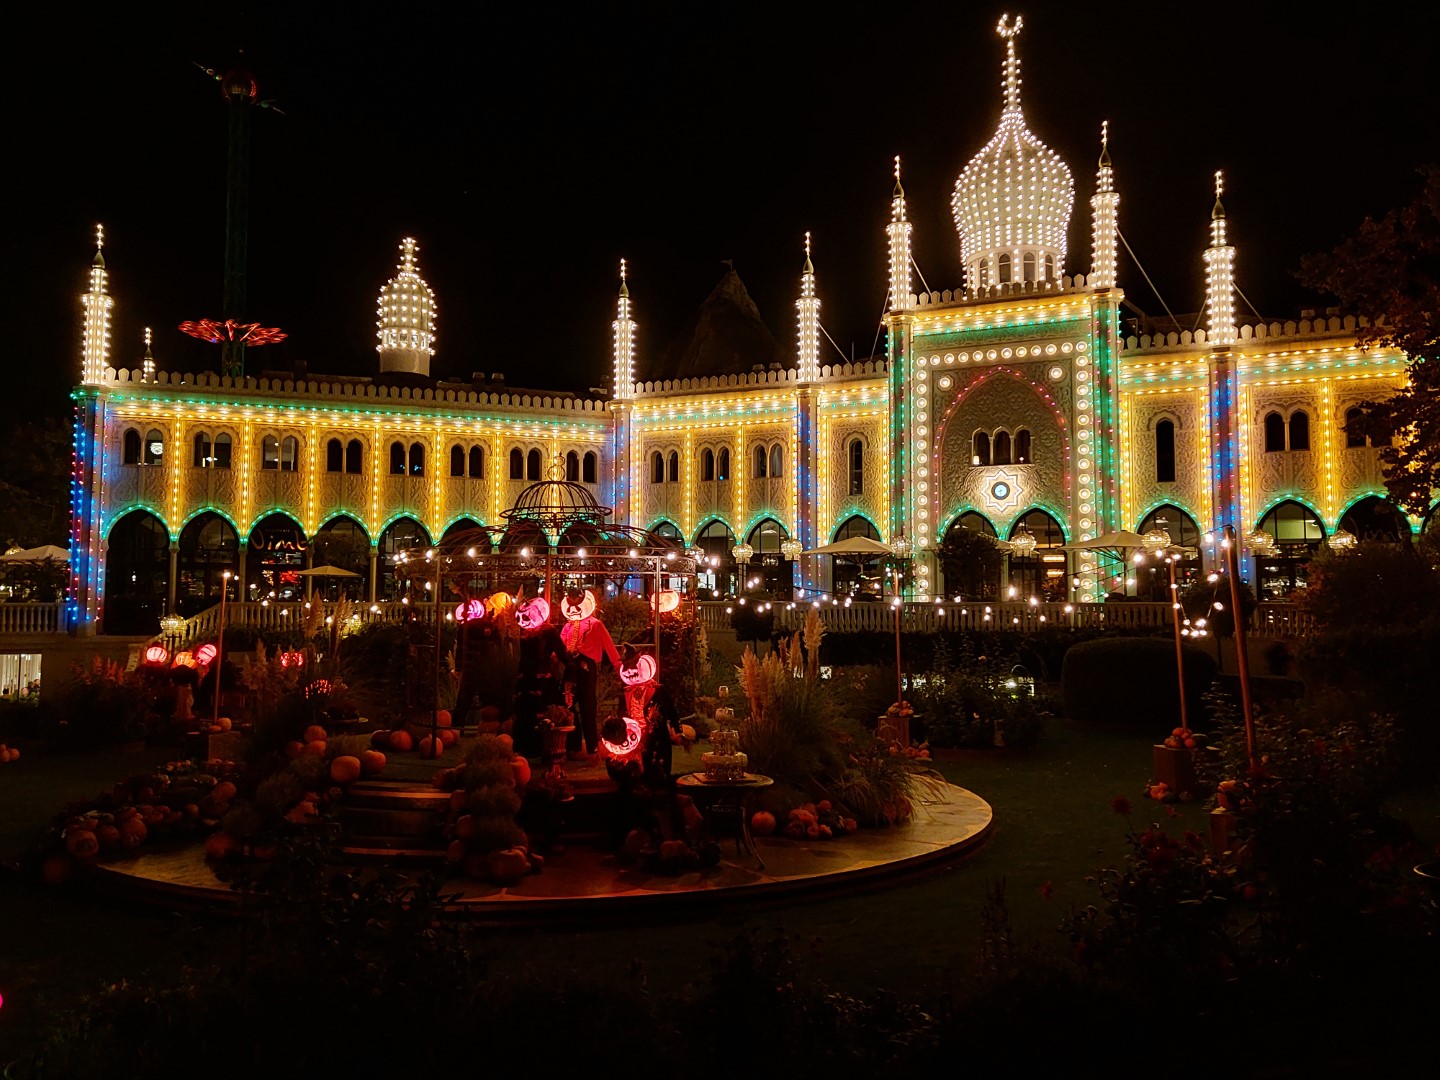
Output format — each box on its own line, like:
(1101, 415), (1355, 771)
(359, 749), (386, 776)
(619, 652), (657, 686)
(418, 735), (443, 759)
(303, 724), (327, 744)
(284, 740), (306, 759)
(750, 810), (777, 836)
(119, 818), (148, 847)
(446, 839), (465, 862)
(389, 730), (414, 753)
(486, 847), (531, 883)
(96, 824), (122, 851)
(496, 734), (514, 753)
(304, 738), (327, 758)
(515, 595), (551, 630)
(454, 598), (487, 623)
(212, 781), (238, 803)
(560, 589), (597, 621)
(216, 717), (232, 732)
(454, 814), (475, 840)
(40, 853), (73, 885)
(448, 790), (468, 814)
(434, 709), (452, 728)
(510, 756), (532, 787)
(680, 724), (696, 742)
(369, 729), (391, 749)
(65, 829), (100, 859)
(204, 832), (241, 861)
(439, 728), (459, 748)
(329, 755), (362, 783)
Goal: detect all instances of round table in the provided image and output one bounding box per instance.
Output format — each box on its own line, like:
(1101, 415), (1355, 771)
(675, 772), (774, 869)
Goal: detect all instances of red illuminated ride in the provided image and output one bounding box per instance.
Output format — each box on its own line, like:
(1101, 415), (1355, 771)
(178, 319), (287, 348)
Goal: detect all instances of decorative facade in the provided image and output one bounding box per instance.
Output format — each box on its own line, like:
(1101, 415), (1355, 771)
(69, 17), (1430, 635)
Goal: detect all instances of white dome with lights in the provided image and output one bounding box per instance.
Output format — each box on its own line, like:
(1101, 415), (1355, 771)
(376, 237), (437, 375)
(952, 15), (1073, 293)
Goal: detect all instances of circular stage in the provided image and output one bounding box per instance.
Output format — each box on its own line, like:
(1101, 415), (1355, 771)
(82, 783), (993, 923)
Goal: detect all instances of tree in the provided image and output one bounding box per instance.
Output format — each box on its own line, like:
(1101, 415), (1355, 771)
(1299, 165), (1440, 514)
(0, 418), (71, 549)
(935, 527), (1004, 600)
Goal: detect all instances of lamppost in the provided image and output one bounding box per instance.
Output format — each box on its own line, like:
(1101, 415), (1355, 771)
(889, 532), (914, 706)
(212, 570), (231, 728)
(731, 543), (753, 599)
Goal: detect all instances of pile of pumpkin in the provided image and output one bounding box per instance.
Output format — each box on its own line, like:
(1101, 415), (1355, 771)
(365, 709), (461, 760)
(431, 734), (544, 884)
(0, 742), (20, 764)
(197, 716), (235, 736)
(281, 724), (389, 780)
(751, 800), (861, 841)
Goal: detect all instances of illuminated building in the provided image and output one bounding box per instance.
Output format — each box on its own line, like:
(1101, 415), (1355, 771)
(69, 16), (1427, 634)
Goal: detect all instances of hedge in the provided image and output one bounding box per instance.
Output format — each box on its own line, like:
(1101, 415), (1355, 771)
(1060, 636), (1216, 729)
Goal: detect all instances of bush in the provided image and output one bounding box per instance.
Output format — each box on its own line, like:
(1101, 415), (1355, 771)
(1060, 636), (1215, 728)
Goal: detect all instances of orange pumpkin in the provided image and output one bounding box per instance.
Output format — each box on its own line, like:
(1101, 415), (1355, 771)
(212, 781), (237, 803)
(510, 756), (532, 788)
(96, 824), (122, 851)
(418, 735), (443, 759)
(750, 810), (777, 836)
(359, 749), (386, 776)
(119, 817), (148, 847)
(496, 734), (514, 754)
(65, 829), (100, 859)
(369, 729), (391, 749)
(329, 755), (362, 783)
(304, 740), (327, 757)
(439, 728), (459, 748)
(204, 832), (241, 861)
(434, 709), (452, 728)
(389, 730), (414, 753)
(303, 724), (327, 744)
(216, 717), (232, 732)
(284, 740), (306, 759)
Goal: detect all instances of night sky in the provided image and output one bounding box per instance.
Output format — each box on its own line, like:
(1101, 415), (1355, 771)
(7, 1), (1438, 422)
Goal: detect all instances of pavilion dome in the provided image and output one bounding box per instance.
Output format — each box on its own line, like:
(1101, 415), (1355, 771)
(952, 16), (1073, 292)
(376, 237), (437, 376)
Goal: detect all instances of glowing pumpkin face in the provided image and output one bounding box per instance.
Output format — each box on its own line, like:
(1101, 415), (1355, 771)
(454, 599), (487, 623)
(172, 651), (197, 669)
(486, 591), (515, 617)
(195, 643), (218, 666)
(516, 596), (551, 630)
(561, 590), (597, 622)
(650, 590), (681, 614)
(601, 716), (645, 758)
(144, 645), (169, 665)
(279, 651), (305, 668)
(619, 653), (658, 687)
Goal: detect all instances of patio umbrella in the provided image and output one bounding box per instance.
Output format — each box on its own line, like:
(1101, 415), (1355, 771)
(1061, 530), (1153, 596)
(803, 536), (895, 557)
(296, 564), (361, 577)
(0, 545), (70, 563)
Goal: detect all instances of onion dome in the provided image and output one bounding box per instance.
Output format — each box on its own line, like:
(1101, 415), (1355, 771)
(376, 237), (437, 376)
(952, 15), (1073, 292)
(503, 478), (612, 532)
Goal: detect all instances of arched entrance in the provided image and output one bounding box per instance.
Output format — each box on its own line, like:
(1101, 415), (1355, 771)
(176, 512), (240, 615)
(938, 512), (1002, 601)
(694, 520), (736, 597)
(246, 513), (307, 602)
(1338, 496), (1408, 543)
(311, 517), (370, 600)
(1254, 501), (1325, 599)
(745, 518), (791, 597)
(831, 515), (883, 599)
(104, 510), (170, 634)
(1136, 505), (1202, 600)
(649, 520), (683, 545)
(1007, 510), (1067, 602)
(377, 517), (432, 601)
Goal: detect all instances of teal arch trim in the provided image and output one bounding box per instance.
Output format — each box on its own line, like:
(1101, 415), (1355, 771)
(1336, 489), (1395, 522)
(179, 505), (244, 539)
(936, 504), (993, 538)
(243, 506), (306, 539)
(101, 503), (170, 542)
(1008, 504), (1070, 544)
(691, 515), (736, 545)
(314, 510), (372, 539)
(646, 515), (683, 535)
(1132, 498), (1202, 533)
(741, 511), (787, 540)
(376, 511), (434, 545)
(1253, 493), (1326, 532)
(829, 509), (883, 543)
(440, 512), (487, 536)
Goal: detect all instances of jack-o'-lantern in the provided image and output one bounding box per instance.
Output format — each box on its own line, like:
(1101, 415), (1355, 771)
(195, 643), (218, 666)
(172, 651), (196, 669)
(279, 650), (305, 668)
(619, 652), (658, 687)
(454, 598), (487, 623)
(143, 644), (169, 665)
(485, 591), (515, 617)
(561, 589), (597, 622)
(600, 715), (645, 758)
(516, 595), (551, 630)
(650, 589), (681, 614)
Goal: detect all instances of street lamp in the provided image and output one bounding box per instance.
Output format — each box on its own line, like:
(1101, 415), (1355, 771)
(212, 570), (232, 728)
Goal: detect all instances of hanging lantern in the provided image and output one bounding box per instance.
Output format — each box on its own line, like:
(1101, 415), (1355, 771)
(195, 643), (218, 666)
(143, 644), (169, 665)
(731, 542), (754, 564)
(1008, 525), (1037, 557)
(619, 652), (658, 687)
(172, 651), (196, 669)
(561, 589), (597, 621)
(891, 534), (914, 559)
(516, 595), (552, 630)
(1142, 524), (1172, 553)
(159, 613), (185, 637)
(1244, 529), (1276, 556)
(454, 598), (487, 623)
(780, 537), (803, 561)
(1327, 529), (1357, 553)
(649, 589), (681, 614)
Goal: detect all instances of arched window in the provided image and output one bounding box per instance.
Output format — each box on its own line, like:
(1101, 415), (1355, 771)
(940, 512), (1001, 601)
(993, 430), (1012, 466)
(972, 431), (990, 466)
(526, 448), (542, 481)
(1339, 495), (1408, 543)
(213, 433), (232, 469)
(565, 450), (580, 482)
(1015, 428), (1032, 465)
(701, 448), (715, 481)
(123, 428), (142, 465)
(998, 252), (1013, 284)
(651, 451), (665, 484)
(832, 515), (882, 598)
(469, 445), (485, 479)
(143, 428), (164, 466)
(769, 444), (783, 478)
(390, 442), (406, 475)
(1288, 411), (1310, 452)
(194, 432), (212, 468)
(753, 444), (768, 478)
(280, 435), (299, 472)
(509, 448), (524, 480)
(717, 448), (731, 481)
(1044, 253), (1056, 281)
(581, 451), (596, 484)
(345, 439), (362, 474)
(450, 445), (465, 477)
(1263, 411), (1286, 453)
(1155, 419), (1176, 483)
(1022, 251), (1036, 282)
(848, 438), (864, 495)
(1254, 500), (1325, 600)
(694, 520), (738, 597)
(1136, 506), (1201, 598)
(327, 438), (345, 473)
(667, 451), (679, 483)
(102, 510), (169, 633)
(262, 434), (281, 471)
(408, 442), (425, 476)
(1008, 509), (1067, 602)
(176, 511), (239, 613)
(651, 520), (683, 543)
(1344, 407), (1366, 449)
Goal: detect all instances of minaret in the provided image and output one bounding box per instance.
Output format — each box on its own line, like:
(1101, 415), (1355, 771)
(80, 224), (112, 385)
(1204, 171), (1242, 557)
(795, 233), (820, 384)
(609, 260), (636, 525)
(1090, 122), (1118, 289)
(376, 237), (438, 377)
(887, 156), (913, 310)
(141, 328), (156, 382)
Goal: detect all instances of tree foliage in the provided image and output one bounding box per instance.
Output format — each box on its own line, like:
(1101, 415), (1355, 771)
(1299, 165), (1440, 514)
(936, 526), (1004, 599)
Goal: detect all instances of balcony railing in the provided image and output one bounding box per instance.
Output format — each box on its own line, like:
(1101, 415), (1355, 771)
(0, 601), (65, 635)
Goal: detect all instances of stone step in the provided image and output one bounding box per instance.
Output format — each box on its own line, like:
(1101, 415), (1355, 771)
(345, 780), (453, 811)
(339, 805), (444, 838)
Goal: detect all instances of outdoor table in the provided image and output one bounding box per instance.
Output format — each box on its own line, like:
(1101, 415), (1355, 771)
(675, 772), (774, 869)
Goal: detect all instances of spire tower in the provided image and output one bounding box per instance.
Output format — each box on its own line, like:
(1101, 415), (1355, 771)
(1205, 171), (1236, 346)
(80, 225), (112, 385)
(376, 237), (438, 377)
(887, 156), (913, 311)
(1090, 122), (1119, 289)
(611, 259), (635, 400)
(796, 233), (820, 384)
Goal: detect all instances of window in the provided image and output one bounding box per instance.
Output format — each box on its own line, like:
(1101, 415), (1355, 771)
(191, 431), (232, 469)
(667, 451), (679, 483)
(769, 444), (783, 478)
(701, 448), (715, 481)
(213, 433), (232, 469)
(565, 450), (580, 482)
(1155, 419), (1176, 483)
(327, 438), (345, 473)
(717, 448), (730, 481)
(651, 451), (664, 484)
(263, 434), (281, 471)
(143, 428), (164, 466)
(526, 448), (541, 481)
(1288, 411), (1310, 452)
(993, 430), (1012, 466)
(390, 442), (406, 475)
(408, 442), (425, 477)
(469, 445), (485, 479)
(581, 451), (596, 484)
(972, 431), (990, 467)
(451, 445), (466, 477)
(1044, 253), (1056, 281)
(123, 429), (142, 464)
(345, 439), (362, 474)
(1022, 252), (1036, 282)
(1263, 412), (1285, 453)
(194, 433), (212, 468)
(280, 435), (299, 472)
(509, 448), (524, 480)
(753, 445), (768, 478)
(1015, 428), (1032, 465)
(998, 253), (1012, 284)
(1345, 407), (1368, 448)
(847, 438), (864, 496)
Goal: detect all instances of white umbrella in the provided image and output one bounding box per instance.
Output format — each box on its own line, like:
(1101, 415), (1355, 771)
(1060, 529), (1151, 556)
(296, 564), (361, 578)
(0, 545), (70, 563)
(803, 536), (895, 557)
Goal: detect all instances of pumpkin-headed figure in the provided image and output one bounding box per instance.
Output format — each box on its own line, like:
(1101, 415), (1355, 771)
(559, 589), (621, 759)
(619, 646), (657, 723)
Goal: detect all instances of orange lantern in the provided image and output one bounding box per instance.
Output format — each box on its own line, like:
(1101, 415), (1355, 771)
(485, 591), (515, 617)
(172, 651), (197, 669)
